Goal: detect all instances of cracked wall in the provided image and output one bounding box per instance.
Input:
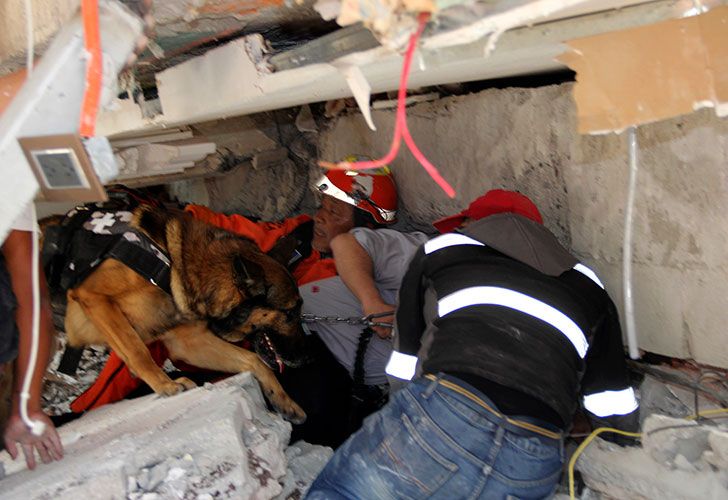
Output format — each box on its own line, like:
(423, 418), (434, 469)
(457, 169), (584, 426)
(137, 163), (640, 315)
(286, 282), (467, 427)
(317, 83), (728, 368)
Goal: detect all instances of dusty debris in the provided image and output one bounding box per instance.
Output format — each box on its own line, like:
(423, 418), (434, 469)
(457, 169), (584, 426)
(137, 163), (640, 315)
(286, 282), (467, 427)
(642, 415), (725, 472)
(42, 335), (109, 417)
(295, 105), (318, 133)
(276, 441), (333, 499)
(576, 414), (728, 500)
(3, 373), (332, 499)
(252, 148), (291, 170)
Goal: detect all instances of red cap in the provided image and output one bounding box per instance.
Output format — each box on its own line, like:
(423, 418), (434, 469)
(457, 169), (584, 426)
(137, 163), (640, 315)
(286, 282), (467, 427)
(433, 189), (543, 233)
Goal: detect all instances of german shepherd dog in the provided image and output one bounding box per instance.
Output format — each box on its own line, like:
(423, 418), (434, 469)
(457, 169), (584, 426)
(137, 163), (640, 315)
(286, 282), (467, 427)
(59, 205), (306, 423)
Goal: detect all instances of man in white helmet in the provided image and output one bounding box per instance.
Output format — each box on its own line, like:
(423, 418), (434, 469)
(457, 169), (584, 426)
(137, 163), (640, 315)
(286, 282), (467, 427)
(191, 165), (428, 446)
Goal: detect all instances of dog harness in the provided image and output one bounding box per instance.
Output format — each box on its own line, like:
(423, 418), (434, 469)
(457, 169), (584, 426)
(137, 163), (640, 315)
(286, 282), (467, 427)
(44, 207), (172, 294)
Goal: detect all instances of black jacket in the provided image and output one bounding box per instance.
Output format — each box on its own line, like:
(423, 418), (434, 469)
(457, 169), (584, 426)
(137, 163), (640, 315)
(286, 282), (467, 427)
(390, 213), (639, 430)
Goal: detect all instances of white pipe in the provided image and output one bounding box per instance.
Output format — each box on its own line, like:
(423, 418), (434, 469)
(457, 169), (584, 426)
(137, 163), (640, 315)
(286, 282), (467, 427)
(19, 202), (46, 436)
(18, 0), (45, 437)
(623, 127), (640, 359)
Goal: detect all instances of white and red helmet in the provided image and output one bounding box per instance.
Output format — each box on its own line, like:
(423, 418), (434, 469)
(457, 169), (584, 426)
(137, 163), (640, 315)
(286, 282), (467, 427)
(314, 162), (397, 224)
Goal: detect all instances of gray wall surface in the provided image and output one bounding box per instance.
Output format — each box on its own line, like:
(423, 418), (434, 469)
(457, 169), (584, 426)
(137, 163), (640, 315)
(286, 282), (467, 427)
(317, 83), (728, 369)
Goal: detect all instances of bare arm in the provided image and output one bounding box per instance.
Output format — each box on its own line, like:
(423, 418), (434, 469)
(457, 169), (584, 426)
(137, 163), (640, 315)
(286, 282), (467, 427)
(2, 230), (63, 469)
(330, 233), (393, 338)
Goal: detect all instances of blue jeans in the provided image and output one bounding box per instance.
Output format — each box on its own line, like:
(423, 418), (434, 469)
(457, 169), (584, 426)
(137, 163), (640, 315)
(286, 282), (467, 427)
(306, 374), (564, 500)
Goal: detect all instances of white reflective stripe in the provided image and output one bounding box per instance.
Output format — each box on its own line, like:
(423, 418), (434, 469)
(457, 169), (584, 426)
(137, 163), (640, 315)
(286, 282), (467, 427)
(583, 387), (639, 417)
(438, 286), (589, 358)
(424, 233), (484, 254)
(385, 351), (418, 380)
(573, 263), (605, 289)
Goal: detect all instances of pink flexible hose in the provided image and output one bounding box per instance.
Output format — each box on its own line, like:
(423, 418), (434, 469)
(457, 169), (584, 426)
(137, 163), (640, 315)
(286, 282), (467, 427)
(320, 13), (456, 198)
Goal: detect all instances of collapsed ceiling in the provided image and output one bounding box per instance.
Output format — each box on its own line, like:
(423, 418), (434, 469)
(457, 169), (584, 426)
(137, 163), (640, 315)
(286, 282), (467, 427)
(2, 0), (713, 108)
(1, 0), (726, 231)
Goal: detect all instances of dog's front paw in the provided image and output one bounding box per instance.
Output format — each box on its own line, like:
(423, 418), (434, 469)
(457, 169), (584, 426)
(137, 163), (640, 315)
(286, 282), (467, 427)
(174, 376), (197, 391)
(281, 402), (307, 425)
(155, 377), (197, 397)
(266, 389), (306, 424)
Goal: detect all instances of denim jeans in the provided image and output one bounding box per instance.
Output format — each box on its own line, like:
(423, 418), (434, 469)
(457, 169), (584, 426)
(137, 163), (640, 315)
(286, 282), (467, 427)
(306, 374), (564, 500)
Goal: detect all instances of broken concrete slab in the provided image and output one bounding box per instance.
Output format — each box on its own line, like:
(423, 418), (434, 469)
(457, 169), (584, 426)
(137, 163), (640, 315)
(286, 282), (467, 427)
(642, 415), (712, 471)
(637, 372), (728, 427)
(317, 82), (728, 370)
(577, 414), (728, 499)
(252, 148), (290, 170)
(277, 441), (334, 500)
(0, 373), (332, 499)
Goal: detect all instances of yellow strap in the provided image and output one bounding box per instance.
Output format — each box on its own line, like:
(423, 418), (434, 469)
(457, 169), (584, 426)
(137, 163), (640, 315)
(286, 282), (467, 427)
(424, 374), (562, 440)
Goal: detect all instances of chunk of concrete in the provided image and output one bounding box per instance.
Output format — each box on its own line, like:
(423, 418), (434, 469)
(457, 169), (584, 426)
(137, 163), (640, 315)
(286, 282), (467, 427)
(642, 414), (711, 469)
(251, 148), (290, 170)
(577, 437), (728, 499)
(0, 373), (330, 499)
(705, 431), (728, 470)
(276, 441), (334, 499)
(576, 414), (728, 500)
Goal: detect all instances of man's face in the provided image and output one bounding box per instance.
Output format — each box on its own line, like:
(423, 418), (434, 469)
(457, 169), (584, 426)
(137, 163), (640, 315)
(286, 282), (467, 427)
(312, 195), (355, 253)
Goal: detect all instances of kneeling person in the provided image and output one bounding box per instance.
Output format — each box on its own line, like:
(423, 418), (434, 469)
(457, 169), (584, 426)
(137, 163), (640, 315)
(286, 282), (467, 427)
(307, 190), (639, 499)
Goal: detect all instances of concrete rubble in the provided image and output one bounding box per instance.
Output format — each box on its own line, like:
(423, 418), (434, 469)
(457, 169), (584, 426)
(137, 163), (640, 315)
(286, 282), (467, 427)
(0, 373), (332, 499)
(576, 414), (728, 500)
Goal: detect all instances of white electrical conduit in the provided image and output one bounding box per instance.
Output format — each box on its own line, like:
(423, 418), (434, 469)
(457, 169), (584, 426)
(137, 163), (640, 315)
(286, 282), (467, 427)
(19, 0), (46, 436)
(623, 127), (641, 360)
(20, 203), (46, 436)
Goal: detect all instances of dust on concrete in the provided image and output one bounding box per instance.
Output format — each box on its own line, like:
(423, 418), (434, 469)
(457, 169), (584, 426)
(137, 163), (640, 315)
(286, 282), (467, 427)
(170, 82), (728, 370)
(318, 84), (574, 245)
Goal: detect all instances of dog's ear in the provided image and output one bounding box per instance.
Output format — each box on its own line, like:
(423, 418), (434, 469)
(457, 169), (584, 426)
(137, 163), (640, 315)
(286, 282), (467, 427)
(233, 255), (266, 298)
(132, 205), (171, 247)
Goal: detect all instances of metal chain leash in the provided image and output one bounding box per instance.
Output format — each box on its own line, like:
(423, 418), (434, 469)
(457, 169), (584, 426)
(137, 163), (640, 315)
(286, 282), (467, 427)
(301, 311), (394, 329)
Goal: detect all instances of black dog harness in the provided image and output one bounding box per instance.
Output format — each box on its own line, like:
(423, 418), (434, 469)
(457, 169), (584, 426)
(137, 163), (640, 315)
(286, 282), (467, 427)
(44, 207), (171, 294)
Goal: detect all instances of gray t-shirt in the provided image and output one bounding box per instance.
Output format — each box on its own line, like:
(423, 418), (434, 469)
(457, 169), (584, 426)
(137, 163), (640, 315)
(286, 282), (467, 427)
(299, 228), (429, 385)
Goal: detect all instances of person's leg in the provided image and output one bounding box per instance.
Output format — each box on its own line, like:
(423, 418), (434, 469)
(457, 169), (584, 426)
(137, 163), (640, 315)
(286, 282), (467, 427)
(307, 375), (566, 500)
(0, 257), (18, 442)
(0, 363), (13, 443)
(307, 377), (496, 499)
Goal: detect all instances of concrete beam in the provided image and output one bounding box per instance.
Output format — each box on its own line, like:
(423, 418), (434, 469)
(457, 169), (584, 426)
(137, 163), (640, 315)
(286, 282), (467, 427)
(0, 373), (332, 499)
(0, 0), (142, 242)
(98, 0), (713, 137)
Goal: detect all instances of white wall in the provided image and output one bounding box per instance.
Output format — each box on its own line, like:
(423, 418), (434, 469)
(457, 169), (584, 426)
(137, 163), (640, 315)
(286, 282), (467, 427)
(0, 0), (78, 74)
(318, 83), (728, 368)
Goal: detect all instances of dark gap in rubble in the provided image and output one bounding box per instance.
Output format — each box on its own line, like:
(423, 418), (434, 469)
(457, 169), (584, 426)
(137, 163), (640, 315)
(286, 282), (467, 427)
(261, 20), (341, 52)
(436, 70), (577, 96)
(353, 70), (577, 109)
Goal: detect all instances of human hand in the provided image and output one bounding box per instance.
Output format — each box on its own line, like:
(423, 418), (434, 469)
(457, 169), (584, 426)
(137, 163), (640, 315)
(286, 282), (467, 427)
(3, 412), (63, 469)
(363, 299), (395, 339)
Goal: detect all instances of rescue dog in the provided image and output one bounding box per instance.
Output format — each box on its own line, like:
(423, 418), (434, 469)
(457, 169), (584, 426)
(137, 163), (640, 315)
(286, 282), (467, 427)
(60, 205), (306, 423)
